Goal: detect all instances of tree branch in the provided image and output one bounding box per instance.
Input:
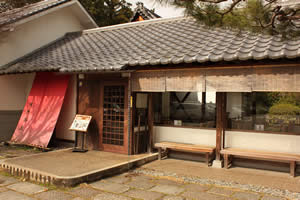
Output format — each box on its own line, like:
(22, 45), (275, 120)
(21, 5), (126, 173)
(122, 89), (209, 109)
(216, 0), (242, 16)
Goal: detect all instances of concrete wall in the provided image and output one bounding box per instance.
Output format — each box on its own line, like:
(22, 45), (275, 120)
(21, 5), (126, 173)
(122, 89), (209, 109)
(0, 5), (84, 66)
(56, 75), (77, 141)
(153, 126), (216, 146)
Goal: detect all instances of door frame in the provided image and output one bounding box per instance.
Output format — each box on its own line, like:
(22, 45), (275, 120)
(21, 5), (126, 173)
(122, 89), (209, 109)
(99, 81), (129, 154)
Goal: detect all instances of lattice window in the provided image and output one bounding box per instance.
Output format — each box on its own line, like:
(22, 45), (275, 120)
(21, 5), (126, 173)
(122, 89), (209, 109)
(103, 86), (125, 146)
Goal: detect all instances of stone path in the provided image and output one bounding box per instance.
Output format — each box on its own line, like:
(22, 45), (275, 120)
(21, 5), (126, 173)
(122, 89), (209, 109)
(0, 169), (297, 200)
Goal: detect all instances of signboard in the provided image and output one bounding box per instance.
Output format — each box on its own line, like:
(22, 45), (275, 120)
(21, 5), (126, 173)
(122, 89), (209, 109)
(69, 115), (92, 132)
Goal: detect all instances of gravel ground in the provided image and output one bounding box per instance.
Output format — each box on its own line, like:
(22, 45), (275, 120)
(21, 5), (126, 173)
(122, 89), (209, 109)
(132, 168), (300, 200)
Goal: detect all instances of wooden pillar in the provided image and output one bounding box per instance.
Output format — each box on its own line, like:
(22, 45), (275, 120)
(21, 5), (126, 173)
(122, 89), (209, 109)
(147, 93), (154, 153)
(216, 92), (226, 161)
(222, 93), (227, 149)
(201, 92), (206, 121)
(130, 93), (136, 155)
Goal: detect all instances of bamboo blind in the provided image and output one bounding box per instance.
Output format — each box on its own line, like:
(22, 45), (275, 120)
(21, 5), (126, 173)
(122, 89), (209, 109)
(131, 71), (166, 92)
(205, 68), (252, 92)
(131, 66), (300, 92)
(166, 70), (205, 92)
(252, 67), (300, 92)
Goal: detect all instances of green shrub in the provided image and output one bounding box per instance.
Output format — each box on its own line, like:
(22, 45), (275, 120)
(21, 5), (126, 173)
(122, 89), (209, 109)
(269, 103), (300, 115)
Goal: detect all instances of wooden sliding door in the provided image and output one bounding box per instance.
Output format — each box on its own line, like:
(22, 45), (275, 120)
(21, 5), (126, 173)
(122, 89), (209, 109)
(99, 81), (128, 154)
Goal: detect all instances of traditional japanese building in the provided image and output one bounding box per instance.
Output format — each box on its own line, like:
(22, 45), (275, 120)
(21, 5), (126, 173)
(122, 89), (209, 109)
(1, 16), (300, 175)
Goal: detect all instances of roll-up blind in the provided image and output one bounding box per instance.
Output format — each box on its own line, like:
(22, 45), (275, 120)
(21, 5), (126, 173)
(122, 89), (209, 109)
(131, 71), (166, 92)
(205, 68), (252, 92)
(166, 70), (205, 92)
(252, 66), (300, 92)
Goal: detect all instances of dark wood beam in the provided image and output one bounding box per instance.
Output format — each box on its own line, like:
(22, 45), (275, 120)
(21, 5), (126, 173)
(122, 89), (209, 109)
(130, 93), (136, 155)
(216, 92), (226, 160)
(147, 93), (154, 153)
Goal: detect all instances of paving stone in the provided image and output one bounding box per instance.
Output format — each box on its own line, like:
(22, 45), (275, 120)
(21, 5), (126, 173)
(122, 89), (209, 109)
(162, 195), (186, 200)
(232, 191), (261, 200)
(0, 190), (34, 200)
(0, 175), (18, 186)
(124, 189), (164, 200)
(104, 174), (131, 184)
(0, 187), (8, 192)
(131, 174), (154, 181)
(90, 181), (130, 194)
(34, 190), (74, 200)
(7, 182), (47, 195)
(126, 178), (156, 190)
(153, 178), (184, 186)
(183, 184), (210, 192)
(93, 192), (131, 200)
(182, 191), (229, 200)
(261, 195), (286, 200)
(72, 198), (85, 200)
(150, 184), (185, 195)
(68, 186), (100, 198)
(207, 186), (235, 196)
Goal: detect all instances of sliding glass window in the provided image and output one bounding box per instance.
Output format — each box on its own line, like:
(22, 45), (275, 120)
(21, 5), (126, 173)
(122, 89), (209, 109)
(153, 92), (216, 128)
(226, 92), (300, 134)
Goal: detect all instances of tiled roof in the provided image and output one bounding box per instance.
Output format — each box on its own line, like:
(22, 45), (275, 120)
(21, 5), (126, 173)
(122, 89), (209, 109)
(130, 2), (161, 21)
(0, 0), (71, 29)
(0, 2), (11, 13)
(1, 17), (299, 75)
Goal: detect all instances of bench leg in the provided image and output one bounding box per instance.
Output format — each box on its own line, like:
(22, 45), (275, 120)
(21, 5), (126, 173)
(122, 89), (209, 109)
(158, 147), (162, 160)
(290, 161), (296, 177)
(224, 154), (229, 169)
(205, 153), (209, 166)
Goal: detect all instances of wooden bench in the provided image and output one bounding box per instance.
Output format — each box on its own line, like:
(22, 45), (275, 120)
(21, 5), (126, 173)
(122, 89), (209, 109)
(221, 148), (300, 177)
(154, 142), (216, 166)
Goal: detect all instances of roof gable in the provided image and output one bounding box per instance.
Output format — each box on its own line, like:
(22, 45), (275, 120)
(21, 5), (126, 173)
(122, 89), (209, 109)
(0, 0), (97, 32)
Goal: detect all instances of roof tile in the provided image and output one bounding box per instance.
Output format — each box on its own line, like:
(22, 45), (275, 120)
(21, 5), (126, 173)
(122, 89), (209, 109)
(1, 17), (299, 74)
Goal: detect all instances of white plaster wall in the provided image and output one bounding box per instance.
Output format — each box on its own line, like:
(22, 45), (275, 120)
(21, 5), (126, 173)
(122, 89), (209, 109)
(154, 126), (216, 146)
(225, 131), (300, 154)
(55, 75), (77, 141)
(0, 73), (35, 110)
(0, 5), (84, 66)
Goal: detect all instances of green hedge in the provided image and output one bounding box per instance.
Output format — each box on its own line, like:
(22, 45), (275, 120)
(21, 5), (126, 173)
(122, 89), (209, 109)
(269, 103), (300, 115)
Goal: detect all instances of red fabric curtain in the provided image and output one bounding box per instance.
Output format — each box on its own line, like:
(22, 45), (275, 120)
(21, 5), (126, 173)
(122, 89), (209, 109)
(11, 72), (69, 148)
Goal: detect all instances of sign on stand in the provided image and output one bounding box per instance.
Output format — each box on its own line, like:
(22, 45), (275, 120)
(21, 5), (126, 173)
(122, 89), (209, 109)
(69, 115), (92, 152)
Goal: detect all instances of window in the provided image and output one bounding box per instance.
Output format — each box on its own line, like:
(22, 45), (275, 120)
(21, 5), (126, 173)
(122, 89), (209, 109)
(153, 92), (216, 128)
(226, 92), (300, 134)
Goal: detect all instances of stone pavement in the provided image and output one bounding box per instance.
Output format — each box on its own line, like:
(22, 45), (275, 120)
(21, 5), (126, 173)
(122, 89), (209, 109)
(0, 168), (298, 200)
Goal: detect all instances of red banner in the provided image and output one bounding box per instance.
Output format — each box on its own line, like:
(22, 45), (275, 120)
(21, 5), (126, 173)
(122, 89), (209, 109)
(11, 72), (69, 148)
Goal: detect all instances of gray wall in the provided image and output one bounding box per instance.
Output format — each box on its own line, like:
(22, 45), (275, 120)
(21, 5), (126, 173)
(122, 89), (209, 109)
(0, 110), (22, 142)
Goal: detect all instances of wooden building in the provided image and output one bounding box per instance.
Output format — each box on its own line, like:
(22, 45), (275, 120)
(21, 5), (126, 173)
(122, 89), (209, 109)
(1, 17), (300, 174)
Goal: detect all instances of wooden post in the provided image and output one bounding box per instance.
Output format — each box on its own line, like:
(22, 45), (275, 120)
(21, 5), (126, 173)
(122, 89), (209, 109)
(131, 93), (136, 155)
(216, 92), (226, 161)
(201, 92), (206, 121)
(147, 93), (154, 153)
(222, 93), (227, 149)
